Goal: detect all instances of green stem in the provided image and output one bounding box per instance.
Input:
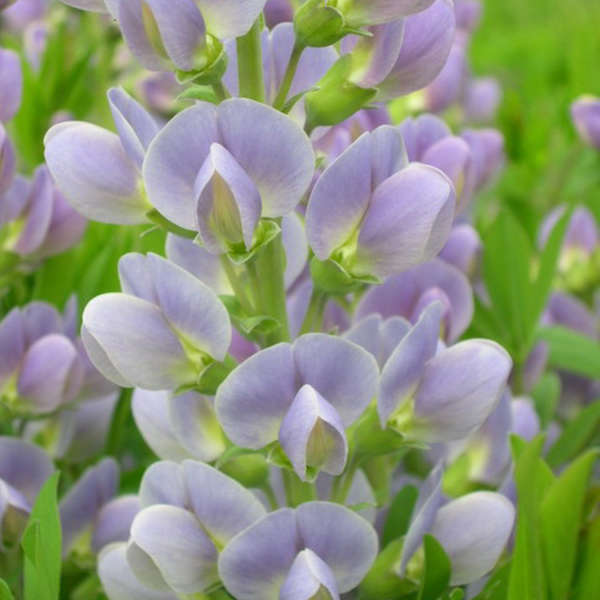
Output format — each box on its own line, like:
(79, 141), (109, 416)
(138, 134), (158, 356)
(146, 209), (196, 239)
(273, 42), (305, 110)
(249, 232), (290, 344)
(236, 19), (265, 102)
(260, 482), (280, 510)
(220, 256), (255, 315)
(212, 80), (230, 102)
(282, 469), (316, 507)
(299, 289), (327, 334)
(330, 455), (358, 504)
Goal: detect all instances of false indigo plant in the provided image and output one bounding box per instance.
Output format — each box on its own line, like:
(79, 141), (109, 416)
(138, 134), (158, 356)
(0, 1), (599, 599)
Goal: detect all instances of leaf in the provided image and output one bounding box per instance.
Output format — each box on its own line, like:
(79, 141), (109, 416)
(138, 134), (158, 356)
(540, 449), (599, 599)
(418, 535), (451, 600)
(531, 372), (561, 428)
(537, 326), (600, 379)
(530, 206), (572, 323)
(572, 514), (600, 600)
(22, 472), (62, 600)
(482, 210), (534, 357)
(507, 435), (553, 600)
(0, 581), (14, 600)
(382, 485), (419, 548)
(546, 400), (600, 468)
(473, 561), (511, 600)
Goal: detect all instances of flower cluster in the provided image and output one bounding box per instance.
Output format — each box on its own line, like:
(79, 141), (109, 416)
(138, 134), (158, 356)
(0, 1), (599, 599)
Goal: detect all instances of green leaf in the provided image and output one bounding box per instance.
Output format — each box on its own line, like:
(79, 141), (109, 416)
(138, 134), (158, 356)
(418, 535), (451, 600)
(473, 561), (511, 600)
(572, 514), (600, 600)
(540, 449), (599, 599)
(482, 210), (534, 357)
(507, 435), (553, 600)
(382, 485), (419, 548)
(22, 471), (62, 600)
(531, 372), (561, 428)
(537, 326), (600, 379)
(0, 580), (14, 600)
(530, 206), (572, 323)
(546, 400), (600, 468)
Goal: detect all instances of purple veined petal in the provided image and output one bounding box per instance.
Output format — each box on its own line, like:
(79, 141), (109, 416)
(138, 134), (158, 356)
(0, 48), (22, 122)
(422, 136), (473, 212)
(345, 0), (435, 26)
(356, 258), (474, 343)
(510, 397), (540, 442)
(218, 508), (300, 600)
(59, 0), (109, 12)
(169, 392), (226, 462)
(354, 163), (455, 279)
(182, 460), (266, 546)
(82, 293), (194, 390)
(35, 188), (87, 258)
(143, 102), (219, 229)
(195, 143), (262, 253)
(398, 462), (444, 574)
(59, 457), (119, 554)
(138, 461), (188, 508)
(431, 492), (515, 585)
(132, 389), (191, 461)
(165, 233), (231, 295)
(346, 21), (405, 89)
(293, 334), (379, 426)
(44, 121), (148, 225)
(0, 124), (16, 196)
(413, 340), (512, 442)
(130, 504), (219, 594)
(306, 133), (373, 260)
(280, 549), (340, 600)
(12, 165), (54, 256)
(215, 343), (296, 449)
(377, 0), (455, 100)
(0, 437), (53, 506)
(296, 502), (379, 593)
(378, 302), (442, 425)
(147, 253), (231, 361)
(98, 543), (178, 600)
(399, 113), (451, 161)
(410, 287), (452, 337)
(0, 173), (28, 226)
(118, 252), (157, 302)
(438, 223), (482, 277)
(0, 308), (25, 383)
(17, 334), (82, 414)
(92, 495), (141, 553)
(279, 385), (348, 481)
(21, 301), (63, 344)
(282, 212), (308, 290)
(423, 42), (469, 114)
(369, 125), (409, 189)
(108, 87), (160, 169)
(195, 0), (267, 39)
(218, 99), (315, 218)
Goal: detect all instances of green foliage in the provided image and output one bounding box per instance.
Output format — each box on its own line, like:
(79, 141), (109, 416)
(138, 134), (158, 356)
(21, 472), (62, 600)
(0, 580), (14, 600)
(418, 535), (451, 600)
(382, 485), (419, 548)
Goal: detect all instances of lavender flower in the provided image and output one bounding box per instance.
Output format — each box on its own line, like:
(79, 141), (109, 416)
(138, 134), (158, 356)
(0, 48), (22, 122)
(571, 96), (600, 149)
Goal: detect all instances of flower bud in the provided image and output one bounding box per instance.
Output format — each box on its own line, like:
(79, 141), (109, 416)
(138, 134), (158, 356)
(571, 96), (600, 149)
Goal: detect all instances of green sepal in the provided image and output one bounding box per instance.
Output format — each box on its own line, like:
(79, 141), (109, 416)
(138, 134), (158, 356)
(175, 36), (227, 85)
(145, 209), (196, 239)
(176, 84), (220, 104)
(220, 295), (280, 341)
(294, 0), (346, 47)
(194, 354), (237, 395)
(226, 219), (281, 265)
(310, 256), (379, 295)
(220, 454), (270, 488)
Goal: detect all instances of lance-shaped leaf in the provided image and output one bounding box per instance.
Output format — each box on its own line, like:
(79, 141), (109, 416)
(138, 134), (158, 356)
(218, 502), (378, 600)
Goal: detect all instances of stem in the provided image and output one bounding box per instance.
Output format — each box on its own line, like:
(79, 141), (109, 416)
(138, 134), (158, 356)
(220, 255), (255, 315)
(330, 455), (358, 504)
(282, 469), (316, 507)
(236, 19), (265, 102)
(273, 42), (305, 110)
(212, 80), (230, 102)
(260, 482), (280, 510)
(299, 289), (327, 334)
(249, 232), (290, 344)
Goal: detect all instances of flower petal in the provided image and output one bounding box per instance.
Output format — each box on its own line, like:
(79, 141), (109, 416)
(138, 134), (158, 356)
(139, 461), (187, 509)
(92, 495), (141, 553)
(195, 0), (266, 39)
(280, 549), (340, 600)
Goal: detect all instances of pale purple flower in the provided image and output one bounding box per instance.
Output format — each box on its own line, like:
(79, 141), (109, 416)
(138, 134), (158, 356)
(543, 292), (598, 339)
(307, 126), (455, 279)
(82, 252), (231, 390)
(264, 0), (293, 28)
(343, 0), (436, 27)
(45, 87), (159, 224)
(571, 96), (600, 149)
(399, 113), (452, 162)
(379, 303), (512, 441)
(2, 0), (47, 30)
(216, 334), (378, 480)
(0, 48), (22, 122)
(439, 223), (482, 278)
(377, 0), (456, 100)
(464, 77), (502, 124)
(461, 127), (505, 191)
(510, 397), (540, 442)
(124, 460), (266, 595)
(454, 0), (482, 33)
(0, 124), (16, 196)
(356, 258), (474, 343)
(219, 502), (378, 599)
(423, 42), (469, 113)
(144, 97), (314, 253)
(24, 20), (48, 70)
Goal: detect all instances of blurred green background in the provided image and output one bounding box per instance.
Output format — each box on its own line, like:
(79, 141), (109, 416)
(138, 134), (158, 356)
(471, 0), (600, 231)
